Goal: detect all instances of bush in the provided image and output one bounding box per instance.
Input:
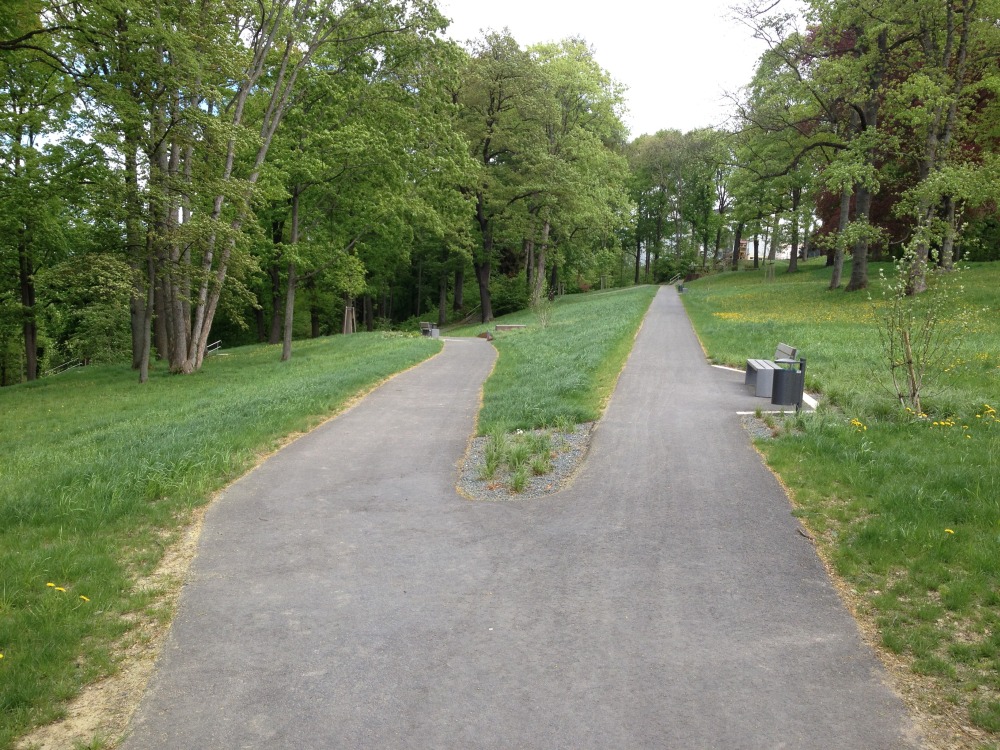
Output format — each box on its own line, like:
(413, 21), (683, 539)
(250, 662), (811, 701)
(490, 273), (530, 317)
(961, 217), (1000, 262)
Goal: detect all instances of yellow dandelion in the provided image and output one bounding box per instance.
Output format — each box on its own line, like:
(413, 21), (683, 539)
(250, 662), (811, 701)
(79, 596), (90, 602)
(945, 529), (955, 534)
(55, 587), (66, 592)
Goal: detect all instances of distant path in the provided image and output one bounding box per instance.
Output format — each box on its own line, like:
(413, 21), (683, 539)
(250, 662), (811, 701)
(125, 288), (921, 749)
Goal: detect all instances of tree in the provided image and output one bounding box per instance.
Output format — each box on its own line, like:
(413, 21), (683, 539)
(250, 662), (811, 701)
(0, 22), (99, 381)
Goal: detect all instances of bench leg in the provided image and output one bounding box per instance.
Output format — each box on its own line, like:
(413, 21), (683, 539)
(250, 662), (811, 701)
(755, 367), (775, 398)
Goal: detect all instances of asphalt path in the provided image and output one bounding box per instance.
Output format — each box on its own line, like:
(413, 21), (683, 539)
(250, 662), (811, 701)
(125, 287), (922, 749)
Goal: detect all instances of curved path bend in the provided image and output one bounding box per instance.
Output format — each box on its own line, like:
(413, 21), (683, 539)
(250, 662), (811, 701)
(125, 287), (922, 749)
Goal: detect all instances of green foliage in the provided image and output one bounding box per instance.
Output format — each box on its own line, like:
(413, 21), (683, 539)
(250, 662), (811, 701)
(963, 216), (1000, 262)
(0, 332), (439, 747)
(36, 255), (133, 364)
(489, 273), (530, 317)
(683, 260), (1000, 736)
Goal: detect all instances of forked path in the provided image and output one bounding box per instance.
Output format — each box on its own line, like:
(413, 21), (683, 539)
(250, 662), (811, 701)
(125, 288), (922, 749)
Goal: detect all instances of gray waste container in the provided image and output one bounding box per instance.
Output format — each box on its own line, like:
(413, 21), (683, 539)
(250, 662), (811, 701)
(771, 359), (805, 408)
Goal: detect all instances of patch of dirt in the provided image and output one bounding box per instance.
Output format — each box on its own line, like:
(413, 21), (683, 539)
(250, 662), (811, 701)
(16, 508), (209, 750)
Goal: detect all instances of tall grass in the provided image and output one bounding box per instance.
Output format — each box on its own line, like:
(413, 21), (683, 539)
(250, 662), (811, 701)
(452, 286), (657, 433)
(0, 333), (439, 748)
(683, 259), (1000, 738)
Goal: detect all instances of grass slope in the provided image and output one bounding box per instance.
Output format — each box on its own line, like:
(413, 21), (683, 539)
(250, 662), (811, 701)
(683, 259), (1000, 743)
(451, 285), (657, 433)
(0, 333), (439, 749)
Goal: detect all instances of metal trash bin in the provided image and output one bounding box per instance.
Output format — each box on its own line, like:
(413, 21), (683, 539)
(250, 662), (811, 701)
(771, 357), (806, 409)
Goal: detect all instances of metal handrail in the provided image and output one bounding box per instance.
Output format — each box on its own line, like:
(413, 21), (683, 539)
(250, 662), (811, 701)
(42, 360), (83, 377)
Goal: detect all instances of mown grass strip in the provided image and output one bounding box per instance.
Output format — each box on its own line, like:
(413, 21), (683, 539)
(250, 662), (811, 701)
(682, 259), (1000, 739)
(452, 285), (657, 433)
(0, 333), (439, 749)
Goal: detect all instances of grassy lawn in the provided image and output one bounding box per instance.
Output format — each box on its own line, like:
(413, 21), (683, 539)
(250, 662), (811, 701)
(8, 270), (995, 745)
(449, 285), (656, 496)
(683, 259), (1000, 743)
(0, 332), (439, 749)
(451, 285), (657, 433)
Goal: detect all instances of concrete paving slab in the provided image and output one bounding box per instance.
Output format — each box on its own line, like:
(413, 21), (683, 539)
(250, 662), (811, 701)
(124, 288), (922, 749)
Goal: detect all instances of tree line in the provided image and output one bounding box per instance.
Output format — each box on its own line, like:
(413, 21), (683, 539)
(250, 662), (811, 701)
(626, 0), (1000, 293)
(2, 0), (998, 386)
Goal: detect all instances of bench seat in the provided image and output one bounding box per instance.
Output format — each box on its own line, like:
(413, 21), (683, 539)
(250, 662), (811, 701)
(745, 344), (797, 398)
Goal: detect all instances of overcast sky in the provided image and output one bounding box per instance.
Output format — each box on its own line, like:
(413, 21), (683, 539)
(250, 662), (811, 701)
(437, 0), (770, 139)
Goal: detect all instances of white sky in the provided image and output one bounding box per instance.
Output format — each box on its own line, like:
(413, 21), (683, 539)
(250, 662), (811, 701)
(438, 0), (770, 140)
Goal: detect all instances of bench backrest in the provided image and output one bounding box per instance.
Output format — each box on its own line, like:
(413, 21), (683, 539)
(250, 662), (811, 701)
(419, 321), (432, 331)
(774, 343), (797, 360)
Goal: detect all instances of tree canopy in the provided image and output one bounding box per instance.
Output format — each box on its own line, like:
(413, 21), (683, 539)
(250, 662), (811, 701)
(2, 0), (998, 385)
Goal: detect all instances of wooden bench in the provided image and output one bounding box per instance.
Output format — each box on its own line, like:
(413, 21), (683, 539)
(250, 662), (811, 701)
(495, 324), (527, 332)
(746, 343), (797, 398)
(419, 322), (439, 337)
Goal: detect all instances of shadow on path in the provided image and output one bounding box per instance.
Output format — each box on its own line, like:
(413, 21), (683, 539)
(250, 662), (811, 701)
(125, 288), (921, 749)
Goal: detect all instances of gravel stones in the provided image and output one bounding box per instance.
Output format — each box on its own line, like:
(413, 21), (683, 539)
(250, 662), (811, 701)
(458, 423), (595, 502)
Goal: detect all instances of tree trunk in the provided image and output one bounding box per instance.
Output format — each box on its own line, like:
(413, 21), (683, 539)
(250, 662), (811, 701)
(845, 36), (885, 293)
(941, 195), (957, 270)
(415, 262), (423, 318)
(18, 235), (37, 381)
(153, 274), (168, 360)
(634, 235), (641, 285)
(363, 294), (374, 333)
(730, 222), (744, 271)
(281, 262), (296, 361)
(474, 193), (494, 322)
(124, 139), (146, 370)
(281, 188), (302, 362)
(438, 271), (448, 328)
(908, 3), (971, 293)
(130, 279), (147, 369)
(787, 186), (800, 273)
(524, 237), (534, 293)
(474, 260), (493, 323)
(311, 304), (321, 337)
(453, 268), (464, 311)
(830, 185), (851, 289)
(138, 257), (155, 384)
(767, 211), (780, 262)
(531, 220), (549, 306)
(845, 183), (872, 292)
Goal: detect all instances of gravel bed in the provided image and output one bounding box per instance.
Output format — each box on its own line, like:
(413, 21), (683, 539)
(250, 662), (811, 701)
(741, 414), (777, 440)
(458, 423), (595, 502)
